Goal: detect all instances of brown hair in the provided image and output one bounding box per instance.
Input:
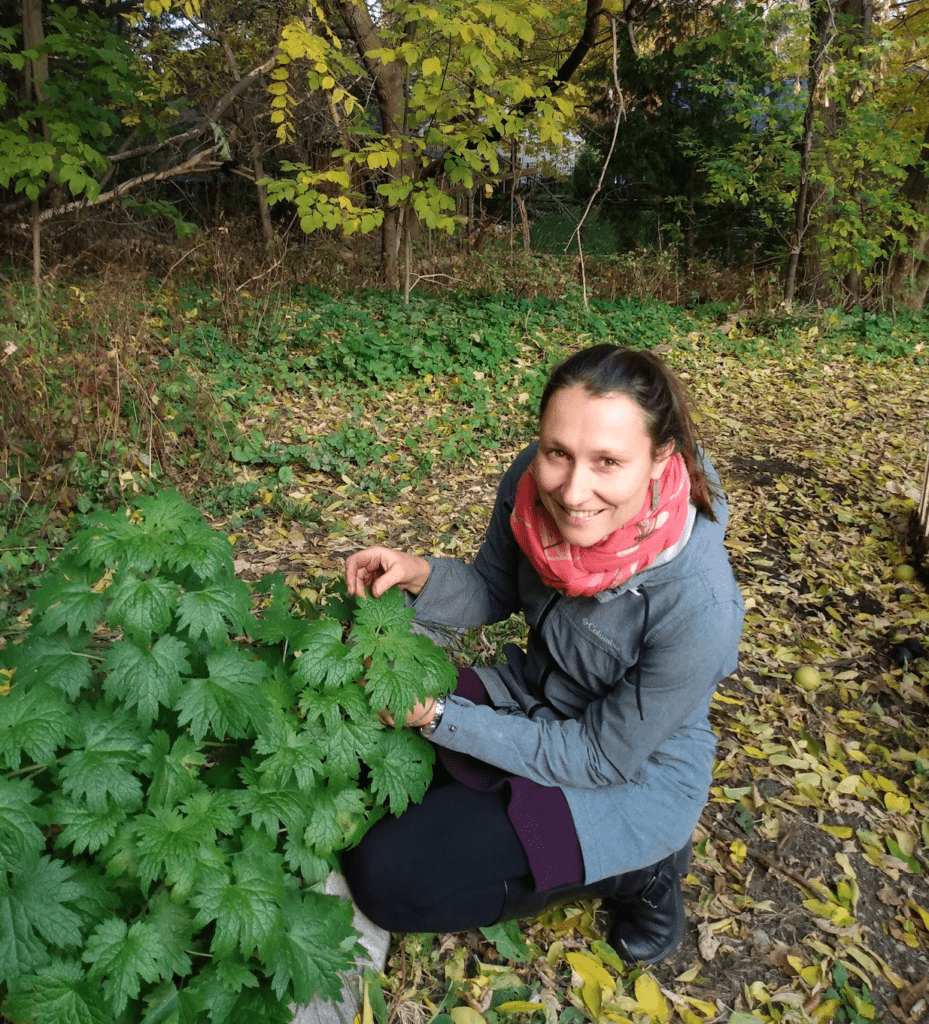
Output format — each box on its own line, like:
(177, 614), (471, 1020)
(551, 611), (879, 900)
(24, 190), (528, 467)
(539, 344), (718, 521)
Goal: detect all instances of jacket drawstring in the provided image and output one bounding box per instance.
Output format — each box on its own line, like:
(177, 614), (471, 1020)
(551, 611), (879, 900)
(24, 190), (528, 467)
(632, 587), (649, 721)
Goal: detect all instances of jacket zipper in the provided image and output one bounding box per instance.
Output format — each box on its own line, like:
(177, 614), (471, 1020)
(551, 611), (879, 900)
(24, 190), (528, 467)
(528, 593), (561, 707)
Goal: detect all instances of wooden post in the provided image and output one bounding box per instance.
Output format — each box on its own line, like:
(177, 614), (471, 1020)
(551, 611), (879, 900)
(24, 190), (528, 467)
(918, 449), (929, 551)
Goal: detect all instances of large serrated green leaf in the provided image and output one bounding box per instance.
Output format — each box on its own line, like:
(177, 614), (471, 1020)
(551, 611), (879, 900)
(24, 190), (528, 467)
(235, 773), (309, 838)
(134, 489), (203, 535)
(349, 586), (416, 656)
(191, 849), (285, 960)
(0, 778), (46, 871)
(165, 528), (235, 582)
(366, 727), (435, 815)
(0, 853), (89, 983)
(102, 634), (189, 725)
(6, 957), (112, 1024)
(253, 713), (325, 789)
(6, 632), (94, 699)
(32, 569), (105, 638)
(83, 917), (167, 1014)
(0, 682), (70, 771)
(49, 795), (127, 855)
(176, 578), (252, 646)
(174, 647), (271, 742)
(59, 707), (146, 814)
(302, 780), (368, 856)
(142, 731), (207, 809)
(290, 619), (364, 688)
(106, 571), (178, 637)
(133, 801), (230, 893)
(266, 889), (364, 1005)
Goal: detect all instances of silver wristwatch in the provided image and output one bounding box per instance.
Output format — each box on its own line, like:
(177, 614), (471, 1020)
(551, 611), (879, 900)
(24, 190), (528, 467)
(419, 695), (446, 738)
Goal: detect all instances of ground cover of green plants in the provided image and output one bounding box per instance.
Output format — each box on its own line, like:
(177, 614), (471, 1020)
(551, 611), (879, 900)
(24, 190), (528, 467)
(1, 275), (928, 1024)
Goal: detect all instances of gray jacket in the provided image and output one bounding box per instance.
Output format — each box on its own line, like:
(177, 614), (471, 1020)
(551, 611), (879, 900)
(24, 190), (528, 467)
(412, 443), (744, 883)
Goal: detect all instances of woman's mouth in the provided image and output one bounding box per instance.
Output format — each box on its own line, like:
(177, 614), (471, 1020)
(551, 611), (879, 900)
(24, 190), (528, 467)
(560, 506), (603, 522)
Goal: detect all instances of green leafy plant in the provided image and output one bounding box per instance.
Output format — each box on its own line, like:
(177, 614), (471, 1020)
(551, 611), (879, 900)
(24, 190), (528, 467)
(0, 489), (454, 1023)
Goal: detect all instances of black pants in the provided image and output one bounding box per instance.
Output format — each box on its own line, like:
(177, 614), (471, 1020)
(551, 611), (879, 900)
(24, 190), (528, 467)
(343, 763), (535, 933)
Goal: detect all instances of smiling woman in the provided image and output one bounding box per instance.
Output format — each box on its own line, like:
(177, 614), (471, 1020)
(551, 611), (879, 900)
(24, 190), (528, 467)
(341, 344), (744, 964)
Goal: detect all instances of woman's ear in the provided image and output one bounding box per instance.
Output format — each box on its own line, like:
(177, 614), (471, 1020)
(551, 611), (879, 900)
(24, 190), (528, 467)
(650, 442), (675, 480)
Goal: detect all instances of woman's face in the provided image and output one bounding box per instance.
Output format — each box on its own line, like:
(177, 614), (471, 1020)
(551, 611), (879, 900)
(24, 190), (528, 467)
(535, 386), (672, 548)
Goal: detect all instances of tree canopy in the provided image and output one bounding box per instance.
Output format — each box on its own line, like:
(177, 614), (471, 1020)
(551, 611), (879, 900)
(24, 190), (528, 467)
(3, 0), (929, 305)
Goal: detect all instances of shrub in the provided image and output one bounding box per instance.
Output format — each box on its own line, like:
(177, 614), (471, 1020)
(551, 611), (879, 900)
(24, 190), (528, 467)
(0, 489), (453, 1022)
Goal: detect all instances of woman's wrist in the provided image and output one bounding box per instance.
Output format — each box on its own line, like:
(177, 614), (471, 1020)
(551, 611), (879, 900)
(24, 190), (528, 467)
(418, 695), (446, 738)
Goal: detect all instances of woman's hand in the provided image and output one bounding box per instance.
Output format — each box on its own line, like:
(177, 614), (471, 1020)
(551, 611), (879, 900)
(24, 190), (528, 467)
(377, 698), (438, 729)
(345, 546), (431, 599)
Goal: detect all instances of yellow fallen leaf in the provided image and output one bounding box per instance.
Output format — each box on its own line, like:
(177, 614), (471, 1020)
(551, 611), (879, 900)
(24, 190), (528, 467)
(819, 825), (853, 838)
(495, 1002), (545, 1014)
(909, 900), (929, 931)
(633, 973), (669, 1023)
(451, 1007), (487, 1024)
(582, 980), (602, 1018)
(566, 951), (614, 991)
(885, 792), (911, 814)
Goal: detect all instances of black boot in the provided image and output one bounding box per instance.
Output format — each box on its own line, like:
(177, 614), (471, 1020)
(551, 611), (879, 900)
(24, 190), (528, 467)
(495, 872), (621, 926)
(606, 841), (692, 965)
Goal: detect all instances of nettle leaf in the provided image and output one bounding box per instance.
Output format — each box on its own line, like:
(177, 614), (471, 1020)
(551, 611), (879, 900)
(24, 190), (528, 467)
(60, 707), (146, 813)
(6, 957), (111, 1024)
(303, 779), (369, 856)
(290, 619), (364, 688)
(105, 570), (178, 637)
(165, 528), (235, 582)
(267, 889), (364, 1004)
(0, 853), (89, 982)
(298, 679), (370, 729)
(142, 731), (207, 809)
(191, 849), (285, 960)
(83, 917), (171, 1014)
(0, 681), (70, 770)
(147, 890), (195, 980)
(253, 712), (325, 789)
(367, 727), (435, 815)
(6, 632), (94, 699)
(32, 568), (105, 638)
(305, 717), (380, 783)
(175, 646), (271, 742)
(73, 510), (164, 574)
(349, 586), (417, 656)
(49, 795), (127, 856)
(362, 653), (428, 726)
(67, 510), (137, 571)
(0, 778), (46, 871)
(235, 767), (309, 838)
(102, 634), (190, 725)
(176, 577), (252, 646)
(133, 798), (232, 897)
(249, 574), (321, 649)
(187, 961), (291, 1024)
(282, 832), (332, 886)
(134, 489), (203, 535)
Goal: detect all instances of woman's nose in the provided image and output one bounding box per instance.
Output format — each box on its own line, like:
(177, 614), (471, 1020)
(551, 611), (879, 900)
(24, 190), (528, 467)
(561, 463), (592, 505)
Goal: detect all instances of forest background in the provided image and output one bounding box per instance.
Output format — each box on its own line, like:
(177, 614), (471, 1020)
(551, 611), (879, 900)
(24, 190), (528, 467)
(1, 1), (929, 1024)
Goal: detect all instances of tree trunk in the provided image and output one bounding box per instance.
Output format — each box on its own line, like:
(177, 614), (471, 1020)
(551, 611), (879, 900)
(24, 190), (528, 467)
(22, 0), (49, 291)
(784, 0), (833, 305)
(786, 0), (875, 305)
(886, 121), (929, 309)
(329, 0), (407, 289)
